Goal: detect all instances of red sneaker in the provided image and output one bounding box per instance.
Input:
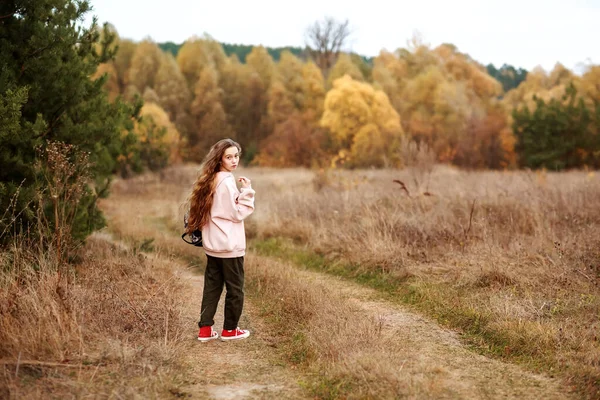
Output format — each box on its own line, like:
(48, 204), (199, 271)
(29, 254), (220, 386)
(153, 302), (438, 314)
(220, 327), (250, 341)
(197, 326), (218, 342)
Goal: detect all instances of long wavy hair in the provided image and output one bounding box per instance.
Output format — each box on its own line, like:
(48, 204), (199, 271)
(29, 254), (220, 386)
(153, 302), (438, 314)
(186, 138), (241, 233)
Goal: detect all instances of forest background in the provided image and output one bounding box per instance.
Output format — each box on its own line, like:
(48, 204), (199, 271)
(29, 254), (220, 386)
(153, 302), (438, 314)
(2, 1), (599, 242)
(2, 2), (600, 398)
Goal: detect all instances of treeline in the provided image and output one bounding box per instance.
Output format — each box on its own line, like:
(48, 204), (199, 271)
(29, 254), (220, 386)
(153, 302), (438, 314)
(97, 29), (600, 171)
(486, 63), (528, 93)
(160, 40), (306, 63)
(159, 39), (526, 92)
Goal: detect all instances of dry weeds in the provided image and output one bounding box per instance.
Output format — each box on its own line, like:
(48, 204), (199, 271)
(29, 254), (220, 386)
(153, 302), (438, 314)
(246, 253), (574, 399)
(0, 234), (189, 398)
(97, 164), (597, 398)
(248, 165), (600, 397)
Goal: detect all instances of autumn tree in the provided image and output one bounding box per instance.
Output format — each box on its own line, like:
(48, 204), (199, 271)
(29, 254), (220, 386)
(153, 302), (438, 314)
(326, 53), (364, 88)
(188, 66), (233, 160)
(267, 81), (295, 127)
(372, 41), (515, 166)
(372, 50), (405, 112)
(176, 35), (227, 88)
(266, 51), (306, 129)
(350, 53), (372, 81)
(254, 113), (327, 167)
(177, 37), (211, 88)
(578, 66), (600, 103)
(454, 105), (516, 169)
(301, 61), (326, 119)
(321, 75), (404, 167)
(276, 51), (306, 109)
(255, 61), (327, 167)
(503, 64), (577, 112)
(246, 46), (275, 90)
(113, 39), (137, 91)
(154, 53), (191, 135)
(134, 103), (183, 169)
(93, 62), (120, 101)
(128, 39), (163, 93)
(245, 46), (276, 155)
(305, 17), (351, 76)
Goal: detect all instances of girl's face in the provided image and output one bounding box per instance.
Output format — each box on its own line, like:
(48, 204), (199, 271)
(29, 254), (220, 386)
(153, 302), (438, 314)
(220, 146), (240, 172)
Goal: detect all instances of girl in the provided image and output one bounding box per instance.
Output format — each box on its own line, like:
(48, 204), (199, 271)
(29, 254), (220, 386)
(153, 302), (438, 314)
(186, 138), (255, 342)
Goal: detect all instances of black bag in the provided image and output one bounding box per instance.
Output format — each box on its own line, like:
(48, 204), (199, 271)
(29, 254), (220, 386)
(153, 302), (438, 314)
(182, 212), (203, 247)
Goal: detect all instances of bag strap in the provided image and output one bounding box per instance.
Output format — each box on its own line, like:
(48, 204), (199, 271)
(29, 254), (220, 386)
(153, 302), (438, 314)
(181, 233), (195, 245)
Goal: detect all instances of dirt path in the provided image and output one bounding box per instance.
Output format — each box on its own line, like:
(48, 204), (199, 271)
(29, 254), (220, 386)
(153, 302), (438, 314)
(155, 263), (308, 399)
(92, 231), (308, 399)
(175, 267), (308, 399)
(99, 188), (573, 399)
(284, 263), (574, 399)
(100, 231), (573, 399)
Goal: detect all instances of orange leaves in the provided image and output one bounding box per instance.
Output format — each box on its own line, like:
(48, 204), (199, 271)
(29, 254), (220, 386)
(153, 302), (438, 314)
(372, 42), (515, 167)
(254, 113), (326, 168)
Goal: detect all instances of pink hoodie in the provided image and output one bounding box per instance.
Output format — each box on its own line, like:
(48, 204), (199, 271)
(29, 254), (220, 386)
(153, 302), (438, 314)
(202, 171), (255, 258)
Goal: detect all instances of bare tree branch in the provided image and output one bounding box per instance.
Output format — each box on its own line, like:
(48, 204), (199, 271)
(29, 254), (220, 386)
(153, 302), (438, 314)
(305, 17), (351, 75)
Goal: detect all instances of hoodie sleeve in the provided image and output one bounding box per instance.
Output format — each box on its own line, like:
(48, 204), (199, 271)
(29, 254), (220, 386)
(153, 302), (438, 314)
(217, 176), (255, 222)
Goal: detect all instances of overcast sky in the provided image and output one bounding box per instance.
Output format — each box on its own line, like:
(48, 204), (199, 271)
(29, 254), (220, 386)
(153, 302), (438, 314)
(85, 0), (599, 72)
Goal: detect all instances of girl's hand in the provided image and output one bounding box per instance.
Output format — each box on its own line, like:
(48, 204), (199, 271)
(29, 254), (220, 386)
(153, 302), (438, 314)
(238, 176), (251, 188)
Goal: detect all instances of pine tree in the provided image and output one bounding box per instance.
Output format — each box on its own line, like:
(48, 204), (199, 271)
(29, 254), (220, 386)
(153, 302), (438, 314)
(513, 84), (600, 169)
(0, 0), (140, 242)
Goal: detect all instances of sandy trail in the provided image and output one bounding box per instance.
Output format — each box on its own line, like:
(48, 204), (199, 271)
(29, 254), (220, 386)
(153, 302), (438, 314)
(173, 266), (308, 399)
(285, 264), (574, 399)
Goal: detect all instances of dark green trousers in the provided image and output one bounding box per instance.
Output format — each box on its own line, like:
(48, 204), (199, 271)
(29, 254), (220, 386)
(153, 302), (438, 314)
(198, 255), (245, 330)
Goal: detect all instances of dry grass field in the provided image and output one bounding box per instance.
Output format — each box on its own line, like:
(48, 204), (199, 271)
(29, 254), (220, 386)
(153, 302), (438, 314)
(103, 164), (599, 398)
(2, 163), (598, 398)
(246, 165), (600, 396)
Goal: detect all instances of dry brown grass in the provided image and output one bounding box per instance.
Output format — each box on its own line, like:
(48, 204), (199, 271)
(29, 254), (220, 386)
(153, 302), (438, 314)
(247, 165), (600, 397)
(245, 254), (436, 398)
(85, 164), (599, 397)
(244, 253), (573, 399)
(0, 234), (188, 398)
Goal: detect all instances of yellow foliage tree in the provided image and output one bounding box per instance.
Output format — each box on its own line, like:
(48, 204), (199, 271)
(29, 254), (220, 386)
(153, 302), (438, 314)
(134, 103), (183, 167)
(154, 53), (191, 133)
(320, 75), (404, 167)
(176, 36), (227, 89)
(220, 55), (262, 147)
(578, 65), (600, 106)
(503, 64), (577, 111)
(267, 81), (295, 127)
(128, 39), (163, 93)
(176, 38), (210, 88)
(301, 61), (326, 119)
(433, 44), (501, 101)
(246, 46), (275, 90)
(275, 51), (305, 110)
(245, 46), (275, 149)
(372, 41), (514, 166)
(113, 39), (137, 91)
(189, 66), (233, 159)
(142, 87), (160, 104)
(93, 62), (120, 101)
(326, 53), (364, 88)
